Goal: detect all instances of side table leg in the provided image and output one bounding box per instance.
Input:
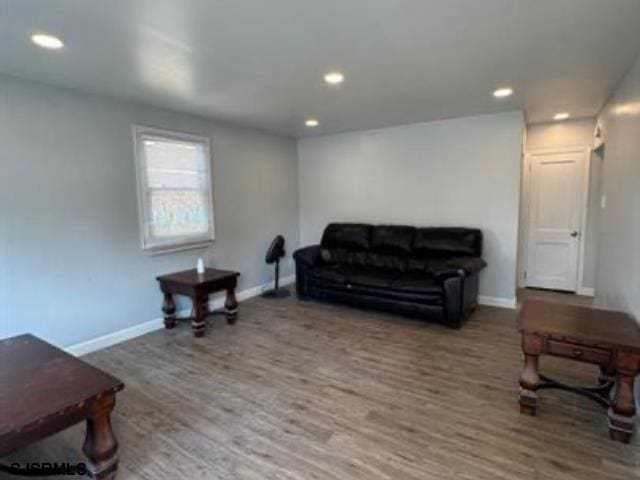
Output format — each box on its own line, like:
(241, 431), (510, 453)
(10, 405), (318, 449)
(608, 368), (636, 443)
(83, 395), (118, 480)
(225, 287), (238, 324)
(519, 333), (542, 416)
(191, 294), (207, 337)
(599, 364), (616, 388)
(162, 293), (176, 329)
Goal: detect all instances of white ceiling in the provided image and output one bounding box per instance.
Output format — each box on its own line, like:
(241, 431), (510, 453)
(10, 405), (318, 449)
(2, 0), (640, 138)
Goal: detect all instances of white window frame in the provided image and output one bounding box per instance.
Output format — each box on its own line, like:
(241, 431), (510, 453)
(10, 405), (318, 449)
(132, 125), (215, 254)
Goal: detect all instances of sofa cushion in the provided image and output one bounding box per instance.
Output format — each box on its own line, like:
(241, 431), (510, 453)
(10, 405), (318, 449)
(321, 248), (368, 266)
(321, 223), (372, 251)
(392, 273), (443, 295)
(320, 248), (348, 264)
(370, 225), (416, 255)
(427, 257), (487, 279)
(363, 252), (407, 272)
(344, 284), (443, 305)
(346, 267), (400, 289)
(413, 228), (482, 258)
(309, 265), (399, 290)
(407, 257), (430, 272)
(308, 264), (350, 285)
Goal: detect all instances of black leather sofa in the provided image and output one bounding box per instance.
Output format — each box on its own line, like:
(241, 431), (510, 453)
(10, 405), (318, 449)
(293, 223), (487, 328)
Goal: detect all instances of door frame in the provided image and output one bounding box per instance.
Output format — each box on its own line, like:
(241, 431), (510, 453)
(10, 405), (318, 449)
(518, 146), (592, 295)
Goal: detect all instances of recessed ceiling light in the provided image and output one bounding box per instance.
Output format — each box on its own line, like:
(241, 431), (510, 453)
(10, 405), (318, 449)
(493, 87), (514, 98)
(31, 33), (64, 50)
(305, 118), (319, 127)
(324, 71), (345, 85)
(553, 112), (570, 121)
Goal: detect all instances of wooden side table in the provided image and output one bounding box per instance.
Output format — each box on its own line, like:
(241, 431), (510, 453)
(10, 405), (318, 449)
(0, 335), (124, 479)
(518, 300), (640, 443)
(156, 268), (240, 337)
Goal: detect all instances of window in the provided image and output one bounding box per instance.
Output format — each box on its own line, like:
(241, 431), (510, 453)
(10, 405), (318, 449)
(133, 126), (215, 253)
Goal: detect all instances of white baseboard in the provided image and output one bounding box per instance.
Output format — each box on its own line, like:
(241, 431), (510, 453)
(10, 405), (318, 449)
(577, 286), (595, 297)
(478, 295), (518, 310)
(66, 275), (518, 356)
(65, 274), (296, 357)
(232, 274), (296, 304)
(66, 318), (165, 357)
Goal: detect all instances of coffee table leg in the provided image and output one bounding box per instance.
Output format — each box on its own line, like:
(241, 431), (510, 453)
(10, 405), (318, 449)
(608, 368), (636, 443)
(83, 395), (118, 480)
(190, 294), (207, 337)
(162, 292), (176, 329)
(519, 334), (542, 416)
(225, 287), (238, 324)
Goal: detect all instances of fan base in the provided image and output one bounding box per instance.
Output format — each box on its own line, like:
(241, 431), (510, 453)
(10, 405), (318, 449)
(262, 288), (291, 299)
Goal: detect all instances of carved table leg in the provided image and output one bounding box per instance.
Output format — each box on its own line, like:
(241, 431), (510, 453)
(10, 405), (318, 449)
(519, 333), (542, 416)
(225, 287), (238, 324)
(83, 394), (118, 480)
(608, 368), (636, 443)
(599, 364), (616, 385)
(162, 292), (176, 329)
(599, 364), (616, 388)
(191, 294), (207, 337)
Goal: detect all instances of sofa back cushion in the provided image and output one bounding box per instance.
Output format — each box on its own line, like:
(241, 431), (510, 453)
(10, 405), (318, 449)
(370, 225), (416, 255)
(320, 248), (406, 272)
(321, 223), (372, 251)
(320, 248), (364, 265)
(365, 252), (407, 272)
(407, 257), (431, 273)
(319, 224), (482, 266)
(412, 228), (482, 258)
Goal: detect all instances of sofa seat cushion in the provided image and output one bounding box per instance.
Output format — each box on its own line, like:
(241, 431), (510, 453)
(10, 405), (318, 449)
(346, 267), (400, 289)
(320, 248), (368, 266)
(308, 265), (400, 290)
(308, 264), (351, 285)
(363, 253), (407, 272)
(392, 273), (443, 296)
(307, 266), (444, 306)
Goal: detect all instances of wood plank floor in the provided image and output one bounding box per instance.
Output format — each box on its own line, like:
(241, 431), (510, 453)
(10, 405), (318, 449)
(3, 290), (639, 479)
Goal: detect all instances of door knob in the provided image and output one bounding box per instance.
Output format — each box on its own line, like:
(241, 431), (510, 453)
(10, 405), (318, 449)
(570, 231), (580, 238)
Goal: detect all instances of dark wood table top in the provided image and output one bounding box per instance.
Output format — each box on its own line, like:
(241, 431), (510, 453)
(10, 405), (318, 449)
(0, 334), (124, 444)
(519, 300), (640, 352)
(156, 268), (240, 287)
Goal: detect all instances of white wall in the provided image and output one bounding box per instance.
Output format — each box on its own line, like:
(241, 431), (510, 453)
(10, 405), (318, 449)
(595, 55), (640, 322)
(526, 119), (596, 149)
(0, 74), (299, 348)
(523, 118), (600, 291)
(297, 112), (525, 302)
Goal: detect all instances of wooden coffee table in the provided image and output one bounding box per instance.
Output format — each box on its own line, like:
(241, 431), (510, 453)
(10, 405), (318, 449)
(157, 268), (240, 337)
(518, 300), (640, 443)
(0, 334), (124, 478)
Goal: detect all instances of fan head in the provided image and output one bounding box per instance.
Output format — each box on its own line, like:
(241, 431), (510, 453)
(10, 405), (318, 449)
(265, 235), (285, 264)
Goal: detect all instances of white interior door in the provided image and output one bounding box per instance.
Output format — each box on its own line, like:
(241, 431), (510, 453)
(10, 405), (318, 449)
(525, 150), (586, 291)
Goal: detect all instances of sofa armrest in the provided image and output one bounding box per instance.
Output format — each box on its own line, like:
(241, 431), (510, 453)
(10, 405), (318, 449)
(293, 245), (321, 267)
(432, 257), (487, 280)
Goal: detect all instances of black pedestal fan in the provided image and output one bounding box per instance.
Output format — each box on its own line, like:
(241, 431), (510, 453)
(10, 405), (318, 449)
(262, 235), (290, 298)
